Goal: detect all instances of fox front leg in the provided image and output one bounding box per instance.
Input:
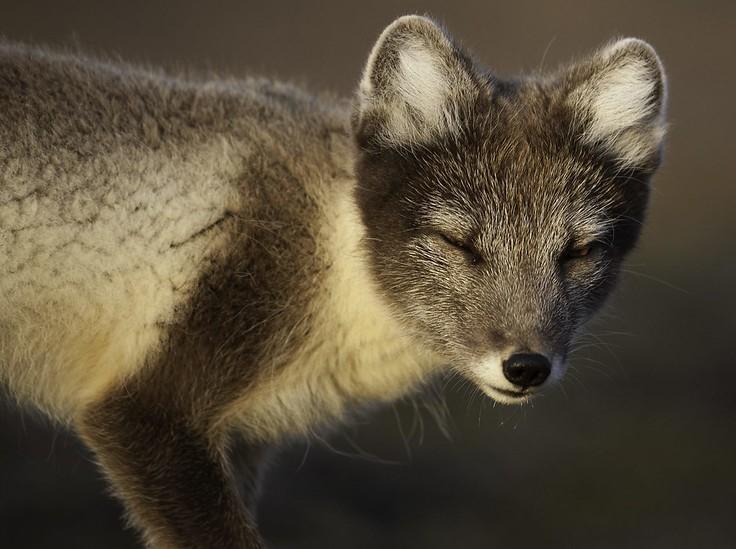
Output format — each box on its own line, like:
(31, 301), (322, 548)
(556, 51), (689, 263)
(79, 390), (265, 549)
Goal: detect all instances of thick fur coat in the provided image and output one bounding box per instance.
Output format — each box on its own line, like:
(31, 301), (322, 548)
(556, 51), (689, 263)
(0, 15), (666, 548)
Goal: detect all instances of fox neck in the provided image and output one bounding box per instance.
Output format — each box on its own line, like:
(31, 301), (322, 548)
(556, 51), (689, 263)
(228, 159), (443, 443)
(325, 176), (442, 386)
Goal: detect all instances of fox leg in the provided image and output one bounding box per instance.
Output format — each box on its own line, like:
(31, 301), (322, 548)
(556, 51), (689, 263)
(79, 390), (264, 549)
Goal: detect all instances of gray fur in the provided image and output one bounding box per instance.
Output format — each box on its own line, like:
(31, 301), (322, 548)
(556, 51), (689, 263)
(0, 15), (666, 548)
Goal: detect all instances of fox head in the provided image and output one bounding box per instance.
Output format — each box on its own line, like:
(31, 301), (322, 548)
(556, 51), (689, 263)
(352, 16), (667, 403)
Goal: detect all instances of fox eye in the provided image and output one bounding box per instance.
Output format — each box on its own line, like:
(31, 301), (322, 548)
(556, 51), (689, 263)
(562, 241), (598, 262)
(438, 233), (482, 264)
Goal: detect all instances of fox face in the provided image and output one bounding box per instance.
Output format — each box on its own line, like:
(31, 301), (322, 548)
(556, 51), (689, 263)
(353, 16), (666, 403)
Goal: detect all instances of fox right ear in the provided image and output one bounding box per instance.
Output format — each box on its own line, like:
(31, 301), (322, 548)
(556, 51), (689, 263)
(354, 15), (479, 148)
(563, 38), (668, 169)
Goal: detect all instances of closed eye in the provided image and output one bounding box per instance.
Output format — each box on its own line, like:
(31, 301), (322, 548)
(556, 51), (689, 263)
(438, 232), (482, 264)
(561, 240), (602, 262)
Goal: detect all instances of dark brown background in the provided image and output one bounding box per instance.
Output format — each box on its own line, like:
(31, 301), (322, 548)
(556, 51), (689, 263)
(1, 1), (734, 548)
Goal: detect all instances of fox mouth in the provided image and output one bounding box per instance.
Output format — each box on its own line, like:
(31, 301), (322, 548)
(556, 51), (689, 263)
(487, 385), (527, 398)
(482, 384), (533, 403)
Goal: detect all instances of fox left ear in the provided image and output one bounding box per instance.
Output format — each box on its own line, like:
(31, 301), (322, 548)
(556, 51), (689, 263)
(354, 15), (480, 148)
(564, 38), (667, 168)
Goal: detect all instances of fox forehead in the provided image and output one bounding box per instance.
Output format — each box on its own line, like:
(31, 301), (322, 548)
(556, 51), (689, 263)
(395, 126), (619, 232)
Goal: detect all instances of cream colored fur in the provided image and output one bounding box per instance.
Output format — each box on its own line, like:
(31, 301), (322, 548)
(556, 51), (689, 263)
(224, 178), (441, 442)
(0, 139), (242, 420)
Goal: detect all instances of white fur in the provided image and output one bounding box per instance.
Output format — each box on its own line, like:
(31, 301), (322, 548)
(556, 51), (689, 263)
(469, 351), (508, 390)
(391, 42), (450, 138)
(0, 139), (242, 420)
(574, 38), (666, 165)
(589, 60), (656, 138)
(467, 351), (565, 405)
(358, 15), (460, 145)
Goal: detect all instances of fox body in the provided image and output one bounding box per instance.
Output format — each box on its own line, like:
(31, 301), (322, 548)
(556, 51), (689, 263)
(0, 16), (666, 548)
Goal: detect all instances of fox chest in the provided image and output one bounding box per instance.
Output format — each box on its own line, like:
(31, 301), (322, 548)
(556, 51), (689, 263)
(226, 312), (437, 442)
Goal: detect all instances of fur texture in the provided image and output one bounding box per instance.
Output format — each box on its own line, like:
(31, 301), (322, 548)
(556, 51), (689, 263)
(0, 15), (666, 548)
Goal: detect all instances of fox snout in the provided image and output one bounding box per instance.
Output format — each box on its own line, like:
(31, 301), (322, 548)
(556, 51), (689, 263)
(469, 346), (566, 404)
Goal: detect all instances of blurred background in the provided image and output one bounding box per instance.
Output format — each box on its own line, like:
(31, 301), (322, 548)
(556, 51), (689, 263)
(0, 1), (734, 547)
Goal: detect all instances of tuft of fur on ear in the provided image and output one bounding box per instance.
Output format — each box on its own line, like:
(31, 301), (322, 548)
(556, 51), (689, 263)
(565, 38), (667, 168)
(355, 15), (479, 147)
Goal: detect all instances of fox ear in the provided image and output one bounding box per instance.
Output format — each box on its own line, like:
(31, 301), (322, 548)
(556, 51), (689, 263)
(564, 38), (667, 168)
(354, 15), (479, 148)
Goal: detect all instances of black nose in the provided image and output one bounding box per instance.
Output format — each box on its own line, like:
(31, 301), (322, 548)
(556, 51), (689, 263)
(502, 353), (551, 388)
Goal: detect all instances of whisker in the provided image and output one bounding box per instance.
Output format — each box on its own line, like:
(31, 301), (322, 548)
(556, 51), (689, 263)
(621, 268), (690, 294)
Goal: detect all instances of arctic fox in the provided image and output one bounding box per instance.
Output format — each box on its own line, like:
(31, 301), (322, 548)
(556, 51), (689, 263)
(0, 15), (666, 548)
